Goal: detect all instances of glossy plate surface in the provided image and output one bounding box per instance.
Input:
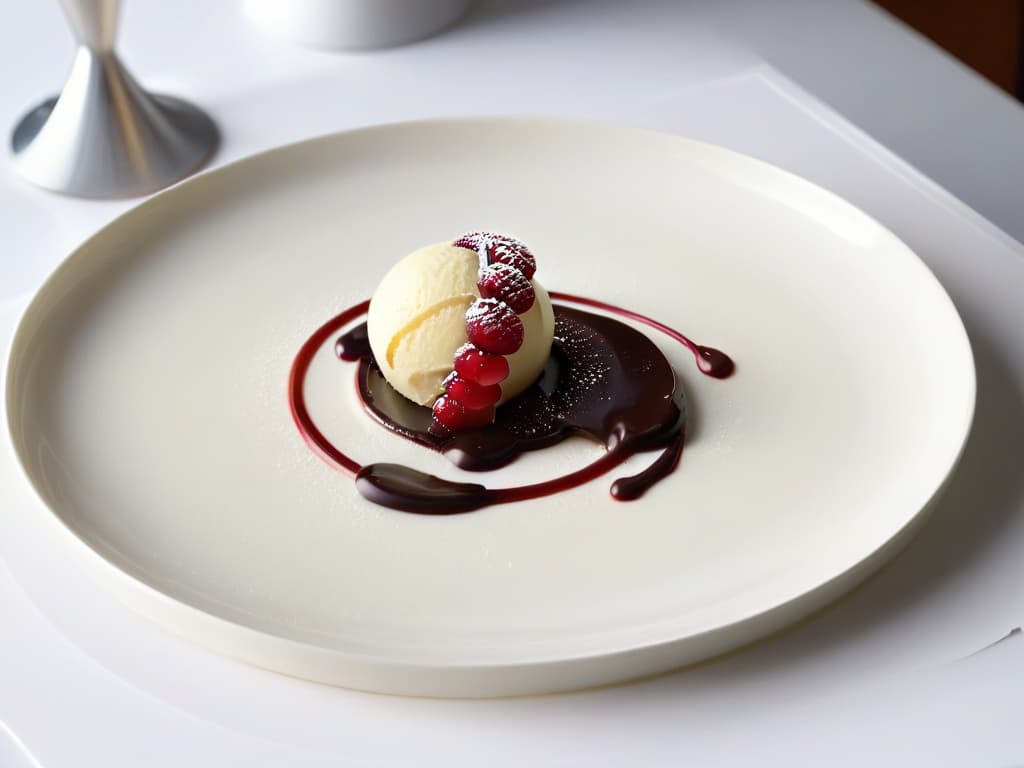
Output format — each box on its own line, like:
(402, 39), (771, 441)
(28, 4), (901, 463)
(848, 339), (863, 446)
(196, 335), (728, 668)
(6, 119), (974, 696)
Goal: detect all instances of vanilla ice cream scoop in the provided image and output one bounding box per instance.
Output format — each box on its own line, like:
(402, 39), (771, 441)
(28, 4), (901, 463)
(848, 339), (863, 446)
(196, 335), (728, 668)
(367, 241), (554, 407)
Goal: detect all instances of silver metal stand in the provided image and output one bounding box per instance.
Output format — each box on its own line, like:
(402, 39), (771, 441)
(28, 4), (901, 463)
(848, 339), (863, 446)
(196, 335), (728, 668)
(10, 0), (218, 199)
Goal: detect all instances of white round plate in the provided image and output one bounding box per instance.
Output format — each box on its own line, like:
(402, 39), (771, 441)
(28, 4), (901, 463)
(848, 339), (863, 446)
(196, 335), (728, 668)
(6, 119), (974, 697)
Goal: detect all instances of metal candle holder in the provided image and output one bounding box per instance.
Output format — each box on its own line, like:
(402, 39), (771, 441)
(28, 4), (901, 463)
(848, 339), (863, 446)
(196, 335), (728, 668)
(10, 0), (218, 199)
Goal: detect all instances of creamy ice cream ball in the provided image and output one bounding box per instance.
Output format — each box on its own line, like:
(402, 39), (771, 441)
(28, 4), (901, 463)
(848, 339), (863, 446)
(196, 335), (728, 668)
(367, 241), (554, 407)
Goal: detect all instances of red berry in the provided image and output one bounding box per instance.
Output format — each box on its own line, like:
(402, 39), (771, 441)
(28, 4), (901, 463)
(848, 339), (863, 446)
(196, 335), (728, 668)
(488, 241), (536, 280)
(431, 395), (495, 432)
(453, 231), (491, 251)
(477, 262), (535, 314)
(453, 343), (509, 385)
(465, 298), (524, 355)
(432, 395), (463, 428)
(444, 373), (502, 409)
(453, 232), (537, 280)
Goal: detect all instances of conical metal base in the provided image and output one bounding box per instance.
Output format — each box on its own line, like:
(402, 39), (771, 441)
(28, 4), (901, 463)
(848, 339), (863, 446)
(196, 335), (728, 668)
(10, 48), (217, 199)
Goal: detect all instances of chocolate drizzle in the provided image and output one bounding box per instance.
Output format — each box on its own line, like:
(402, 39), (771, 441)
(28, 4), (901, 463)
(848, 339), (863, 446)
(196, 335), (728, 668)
(288, 296), (734, 514)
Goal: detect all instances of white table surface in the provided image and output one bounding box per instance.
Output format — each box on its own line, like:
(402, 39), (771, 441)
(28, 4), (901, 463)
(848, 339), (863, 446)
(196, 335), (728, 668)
(2, 1), (1024, 765)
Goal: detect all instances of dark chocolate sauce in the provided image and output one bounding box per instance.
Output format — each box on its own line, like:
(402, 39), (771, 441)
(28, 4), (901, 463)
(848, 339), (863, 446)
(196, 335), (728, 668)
(288, 297), (734, 514)
(549, 292), (735, 379)
(289, 300), (369, 475)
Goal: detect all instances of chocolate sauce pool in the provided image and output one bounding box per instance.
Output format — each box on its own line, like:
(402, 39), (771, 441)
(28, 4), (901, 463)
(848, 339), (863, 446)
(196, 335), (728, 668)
(289, 293), (733, 514)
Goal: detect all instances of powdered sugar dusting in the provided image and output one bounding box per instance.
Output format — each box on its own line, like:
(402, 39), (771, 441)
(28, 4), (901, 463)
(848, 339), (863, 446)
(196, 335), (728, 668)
(453, 231), (537, 279)
(551, 314), (613, 414)
(465, 297), (525, 355)
(477, 262), (536, 314)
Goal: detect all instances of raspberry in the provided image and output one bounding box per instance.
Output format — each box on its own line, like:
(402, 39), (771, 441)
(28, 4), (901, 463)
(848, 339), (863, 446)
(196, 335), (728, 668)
(488, 241), (536, 280)
(465, 298), (524, 355)
(443, 373), (502, 409)
(477, 262), (535, 314)
(441, 232), (539, 433)
(454, 232), (536, 280)
(431, 395), (496, 432)
(453, 231), (491, 251)
(453, 343), (509, 385)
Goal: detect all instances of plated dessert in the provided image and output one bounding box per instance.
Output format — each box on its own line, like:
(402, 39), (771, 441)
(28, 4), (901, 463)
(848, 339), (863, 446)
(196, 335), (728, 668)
(7, 114), (978, 698)
(9, 116), (977, 696)
(289, 232), (734, 513)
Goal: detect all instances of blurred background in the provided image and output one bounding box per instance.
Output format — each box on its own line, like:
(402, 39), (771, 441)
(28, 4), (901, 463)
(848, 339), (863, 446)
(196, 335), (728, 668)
(873, 0), (1023, 100)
